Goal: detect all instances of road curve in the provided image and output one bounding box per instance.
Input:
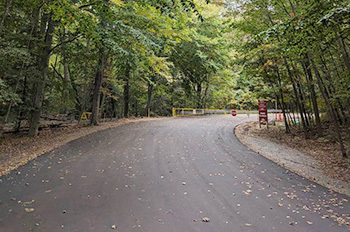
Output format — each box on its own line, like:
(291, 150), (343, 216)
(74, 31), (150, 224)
(0, 115), (349, 232)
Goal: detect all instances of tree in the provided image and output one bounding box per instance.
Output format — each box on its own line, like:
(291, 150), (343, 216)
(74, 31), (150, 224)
(227, 0), (350, 157)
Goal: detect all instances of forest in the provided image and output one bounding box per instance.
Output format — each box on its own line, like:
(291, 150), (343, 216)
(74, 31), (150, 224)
(0, 0), (349, 156)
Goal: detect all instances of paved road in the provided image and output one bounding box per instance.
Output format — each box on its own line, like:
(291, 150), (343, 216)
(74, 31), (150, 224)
(0, 116), (349, 232)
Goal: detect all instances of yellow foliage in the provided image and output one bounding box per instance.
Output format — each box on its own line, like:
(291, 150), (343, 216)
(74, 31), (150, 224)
(110, 0), (124, 6)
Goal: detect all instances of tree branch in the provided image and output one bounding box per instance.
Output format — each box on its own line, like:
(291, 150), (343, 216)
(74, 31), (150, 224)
(79, 2), (98, 9)
(51, 64), (64, 80)
(50, 35), (80, 53)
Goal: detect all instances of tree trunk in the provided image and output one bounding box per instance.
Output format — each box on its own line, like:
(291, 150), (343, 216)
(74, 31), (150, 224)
(318, 53), (347, 124)
(61, 29), (70, 112)
(28, 13), (55, 137)
(90, 49), (105, 126)
(111, 98), (116, 118)
(296, 79), (310, 128)
(123, 65), (131, 118)
(100, 92), (106, 116)
(134, 99), (139, 117)
(291, 61), (310, 128)
(197, 83), (202, 108)
(303, 53), (322, 135)
(303, 52), (322, 136)
(276, 68), (290, 133)
(265, 10), (308, 137)
(78, 38), (91, 122)
(201, 82), (209, 108)
(309, 54), (347, 158)
(145, 82), (153, 116)
(284, 59), (309, 138)
(13, 4), (41, 132)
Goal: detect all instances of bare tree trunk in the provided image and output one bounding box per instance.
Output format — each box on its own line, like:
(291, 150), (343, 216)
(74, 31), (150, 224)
(123, 65), (131, 118)
(197, 83), (202, 108)
(134, 99), (139, 117)
(90, 49), (105, 126)
(303, 53), (322, 135)
(291, 61), (310, 128)
(145, 82), (153, 116)
(111, 98), (116, 118)
(100, 92), (106, 119)
(284, 59), (309, 138)
(61, 29), (70, 113)
(276, 68), (290, 133)
(296, 79), (310, 128)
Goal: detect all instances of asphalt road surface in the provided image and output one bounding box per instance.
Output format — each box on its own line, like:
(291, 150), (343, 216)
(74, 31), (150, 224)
(0, 116), (349, 232)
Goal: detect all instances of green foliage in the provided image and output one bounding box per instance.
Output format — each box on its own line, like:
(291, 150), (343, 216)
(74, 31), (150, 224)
(0, 79), (21, 106)
(226, 0), (350, 148)
(0, 0), (240, 128)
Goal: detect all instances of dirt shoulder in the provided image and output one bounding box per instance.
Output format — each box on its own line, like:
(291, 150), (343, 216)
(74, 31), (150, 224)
(0, 117), (166, 177)
(235, 122), (350, 196)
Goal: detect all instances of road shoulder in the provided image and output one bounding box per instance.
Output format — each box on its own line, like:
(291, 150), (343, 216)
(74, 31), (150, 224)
(0, 117), (166, 177)
(235, 122), (350, 196)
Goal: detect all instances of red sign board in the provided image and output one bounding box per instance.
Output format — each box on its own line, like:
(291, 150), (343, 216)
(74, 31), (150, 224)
(232, 110), (237, 116)
(258, 100), (268, 126)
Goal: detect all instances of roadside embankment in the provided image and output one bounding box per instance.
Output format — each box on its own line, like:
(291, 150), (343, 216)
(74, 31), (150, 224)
(235, 122), (350, 196)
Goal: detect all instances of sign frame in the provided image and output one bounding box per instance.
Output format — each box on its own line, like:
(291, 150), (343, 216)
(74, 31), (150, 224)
(258, 100), (268, 128)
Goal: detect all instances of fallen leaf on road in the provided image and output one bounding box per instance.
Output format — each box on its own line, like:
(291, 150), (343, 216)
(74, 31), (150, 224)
(306, 221), (313, 225)
(25, 208), (35, 213)
(111, 224), (117, 229)
(202, 217), (210, 222)
(23, 200), (35, 205)
(243, 189), (252, 195)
